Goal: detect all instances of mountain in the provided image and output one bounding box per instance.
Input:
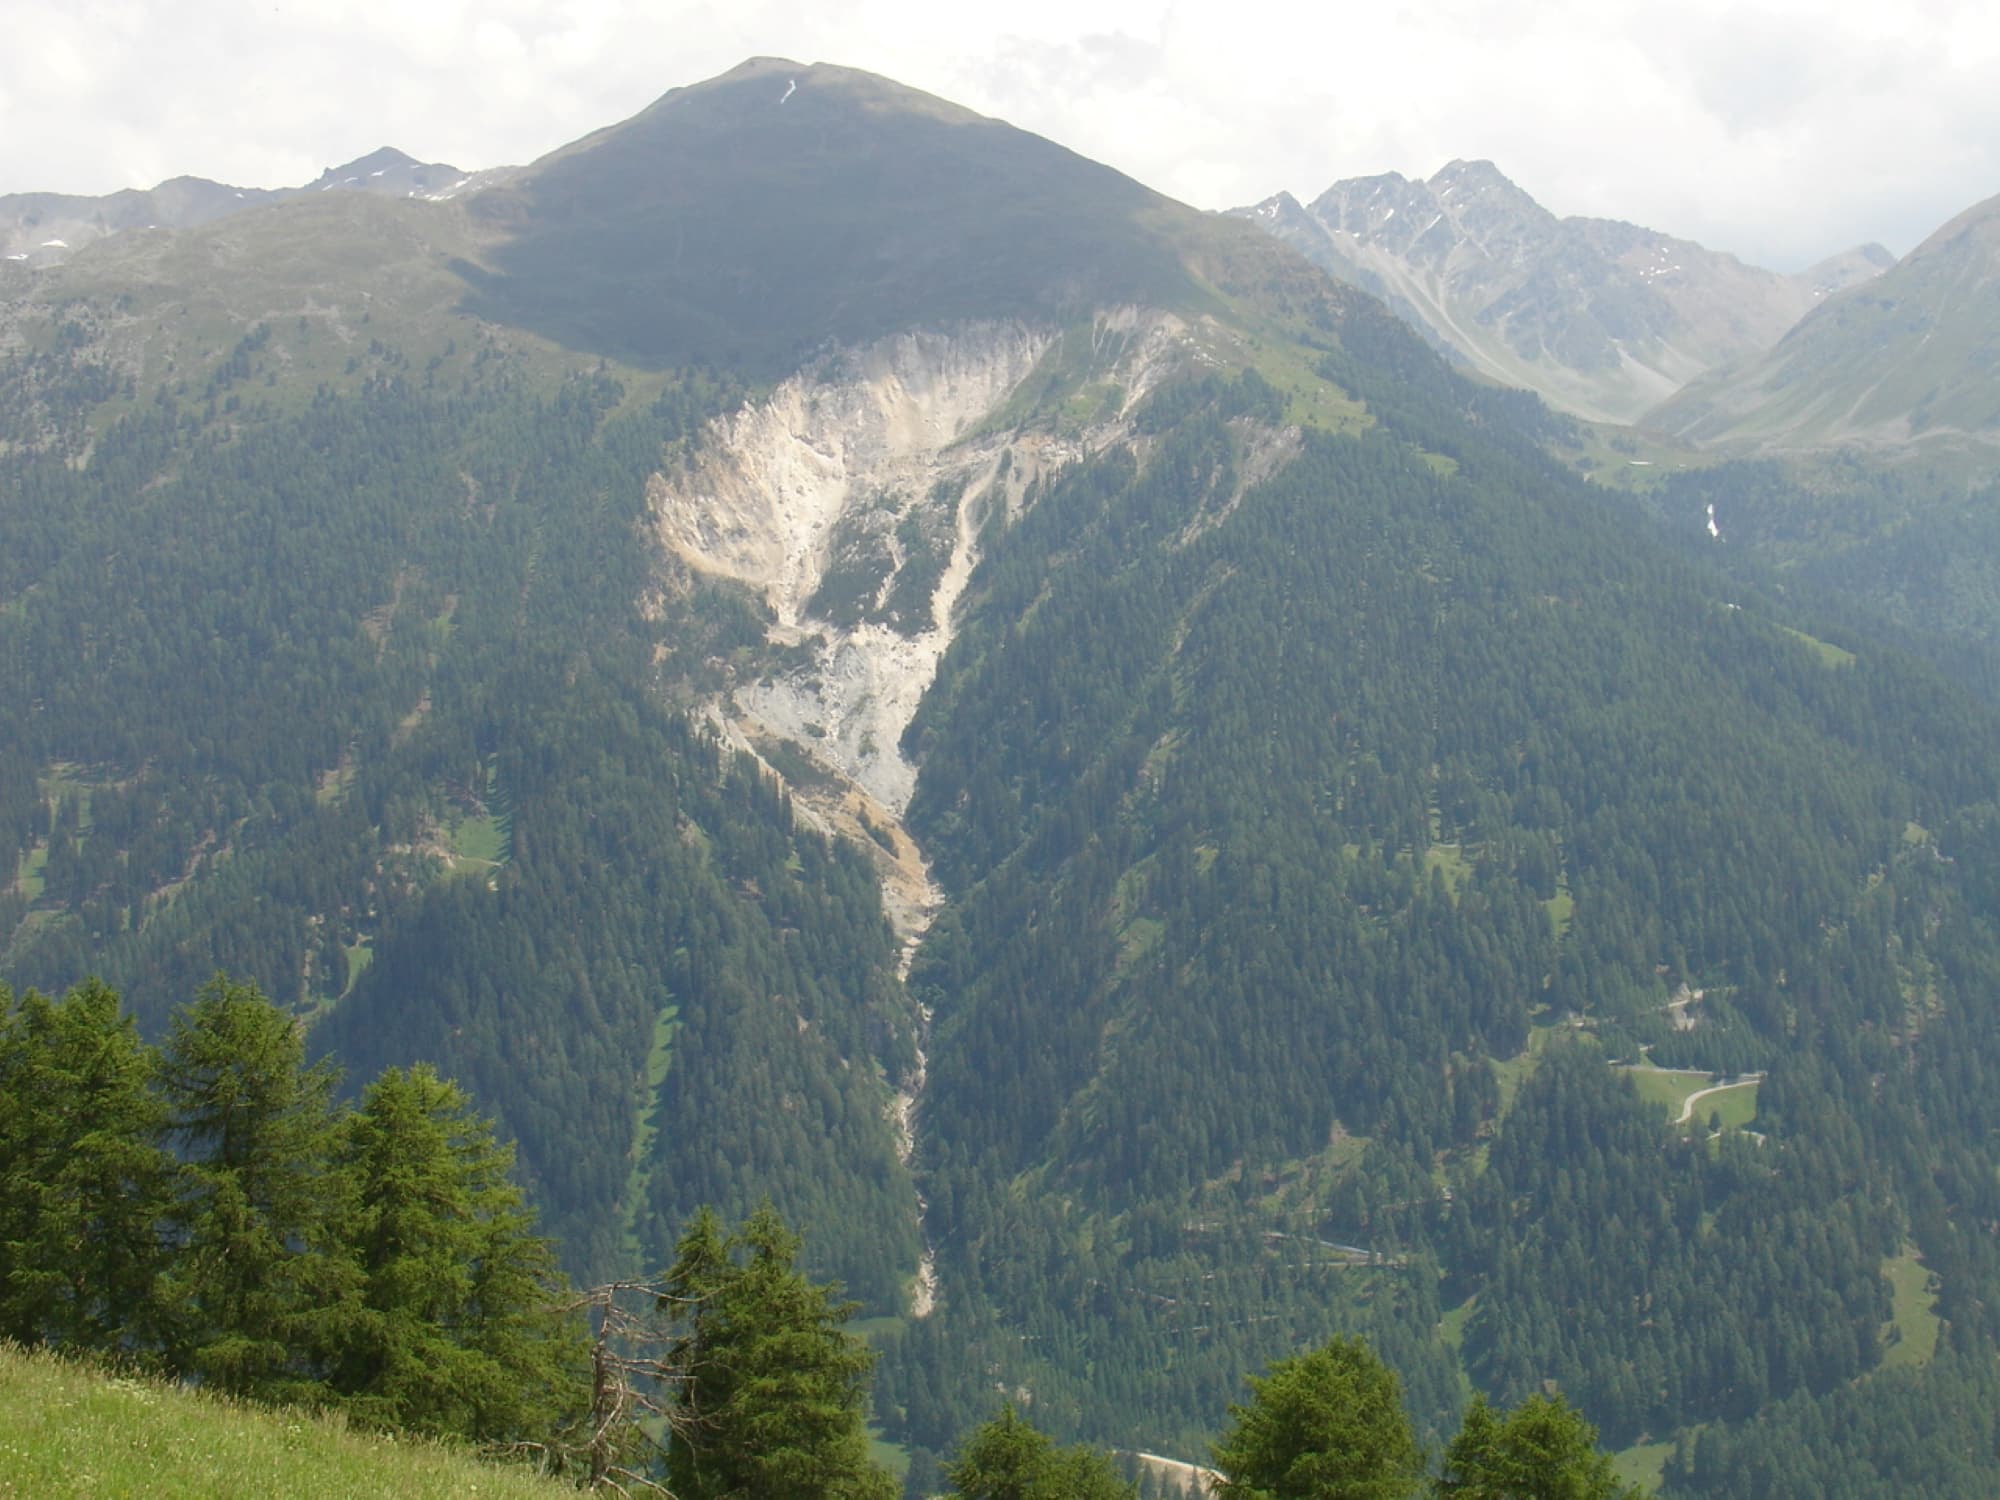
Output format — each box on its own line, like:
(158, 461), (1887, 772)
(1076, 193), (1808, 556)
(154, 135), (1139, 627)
(1236, 162), (1891, 423)
(9, 59), (2000, 1500)
(1648, 191), (2000, 455)
(0, 146), (477, 266)
(454, 56), (1213, 375)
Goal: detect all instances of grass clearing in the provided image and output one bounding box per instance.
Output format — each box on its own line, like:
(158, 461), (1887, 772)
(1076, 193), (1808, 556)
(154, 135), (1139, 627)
(1492, 1024), (1562, 1116)
(1611, 1439), (1673, 1492)
(1879, 1246), (1942, 1371)
(1622, 1064), (1719, 1118)
(1558, 420), (1710, 490)
(621, 1003), (681, 1263)
(1439, 1294), (1476, 1353)
(13, 844), (47, 901)
(449, 812), (511, 868)
(1621, 1066), (1761, 1130)
(1422, 842), (1473, 899)
(867, 1431), (911, 1482)
(1780, 625), (1857, 668)
(1115, 916), (1166, 977)
(1699, 1081), (1761, 1131)
(0, 1342), (569, 1498)
(850, 1315), (909, 1344)
(340, 938), (374, 1000)
(1544, 886), (1574, 938)
(315, 757), (357, 807)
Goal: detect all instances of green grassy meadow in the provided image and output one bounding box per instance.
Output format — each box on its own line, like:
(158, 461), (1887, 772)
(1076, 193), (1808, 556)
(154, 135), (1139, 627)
(1879, 1247), (1943, 1371)
(0, 1344), (569, 1498)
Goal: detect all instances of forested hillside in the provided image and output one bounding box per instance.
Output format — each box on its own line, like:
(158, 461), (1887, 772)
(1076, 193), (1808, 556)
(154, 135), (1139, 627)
(0, 352), (918, 1297)
(878, 330), (2000, 1492)
(6, 57), (2000, 1499)
(1611, 456), (2000, 675)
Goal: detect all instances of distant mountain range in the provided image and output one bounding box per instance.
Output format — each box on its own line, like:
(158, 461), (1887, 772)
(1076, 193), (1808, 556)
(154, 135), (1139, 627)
(1650, 190), (2000, 455)
(1235, 162), (1892, 424)
(0, 147), (481, 266)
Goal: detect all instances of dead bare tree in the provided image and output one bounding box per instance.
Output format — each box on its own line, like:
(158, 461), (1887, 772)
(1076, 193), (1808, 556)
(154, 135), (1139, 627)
(496, 1279), (698, 1496)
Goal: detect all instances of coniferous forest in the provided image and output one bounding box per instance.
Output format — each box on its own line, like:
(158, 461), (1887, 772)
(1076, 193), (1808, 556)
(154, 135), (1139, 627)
(7, 58), (2000, 1498)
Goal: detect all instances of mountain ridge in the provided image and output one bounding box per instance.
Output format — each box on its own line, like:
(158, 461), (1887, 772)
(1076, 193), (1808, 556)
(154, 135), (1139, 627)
(0, 147), (478, 267)
(1235, 159), (1890, 423)
(1648, 189), (2000, 454)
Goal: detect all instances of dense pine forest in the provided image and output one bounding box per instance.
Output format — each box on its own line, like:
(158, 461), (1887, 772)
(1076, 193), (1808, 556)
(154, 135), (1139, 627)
(8, 60), (2000, 1498)
(0, 357), (921, 1302)
(878, 342), (2000, 1488)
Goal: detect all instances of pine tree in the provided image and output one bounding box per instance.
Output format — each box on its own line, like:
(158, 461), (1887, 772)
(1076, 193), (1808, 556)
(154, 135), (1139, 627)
(155, 976), (358, 1400)
(1436, 1392), (1643, 1498)
(943, 1403), (1135, 1499)
(665, 1203), (896, 1500)
(329, 1063), (583, 1444)
(1210, 1335), (1425, 1500)
(0, 979), (175, 1352)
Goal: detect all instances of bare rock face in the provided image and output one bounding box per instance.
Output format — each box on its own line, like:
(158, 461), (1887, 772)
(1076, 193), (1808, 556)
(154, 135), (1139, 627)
(650, 310), (1201, 823)
(1235, 162), (1889, 424)
(649, 321), (1049, 813)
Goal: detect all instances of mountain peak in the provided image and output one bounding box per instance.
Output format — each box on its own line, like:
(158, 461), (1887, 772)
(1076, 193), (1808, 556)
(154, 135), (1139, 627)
(1906, 188), (2000, 265)
(458, 57), (1197, 374)
(306, 147), (461, 192)
(628, 57), (988, 135)
(1432, 157), (1513, 189)
(1244, 158), (1839, 422)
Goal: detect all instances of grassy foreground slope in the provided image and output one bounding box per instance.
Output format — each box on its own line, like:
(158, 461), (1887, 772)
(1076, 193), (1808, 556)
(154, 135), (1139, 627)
(0, 1345), (568, 1499)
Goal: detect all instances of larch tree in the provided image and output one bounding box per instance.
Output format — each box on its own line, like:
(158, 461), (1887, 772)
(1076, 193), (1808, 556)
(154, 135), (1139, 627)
(0, 979), (175, 1353)
(664, 1203), (896, 1500)
(1210, 1335), (1426, 1500)
(155, 976), (358, 1401)
(944, 1403), (1135, 1499)
(1435, 1393), (1644, 1499)
(329, 1063), (584, 1445)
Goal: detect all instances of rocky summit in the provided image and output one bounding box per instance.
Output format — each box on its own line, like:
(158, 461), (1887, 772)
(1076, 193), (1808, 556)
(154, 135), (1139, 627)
(1238, 160), (1890, 423)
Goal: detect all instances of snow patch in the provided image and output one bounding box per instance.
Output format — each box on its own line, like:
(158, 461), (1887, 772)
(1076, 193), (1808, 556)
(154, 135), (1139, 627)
(780, 78), (797, 104)
(38, 239), (67, 249)
(1707, 502), (1721, 539)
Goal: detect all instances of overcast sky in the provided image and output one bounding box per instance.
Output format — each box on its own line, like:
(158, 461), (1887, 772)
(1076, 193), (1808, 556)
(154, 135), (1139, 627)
(5, 0), (1996, 270)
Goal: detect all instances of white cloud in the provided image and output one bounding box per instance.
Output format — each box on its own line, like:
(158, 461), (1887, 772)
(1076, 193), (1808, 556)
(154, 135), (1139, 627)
(0, 0), (1993, 268)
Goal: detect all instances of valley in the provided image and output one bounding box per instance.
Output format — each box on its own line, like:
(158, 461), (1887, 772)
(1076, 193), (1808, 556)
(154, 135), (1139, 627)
(5, 52), (2000, 1500)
